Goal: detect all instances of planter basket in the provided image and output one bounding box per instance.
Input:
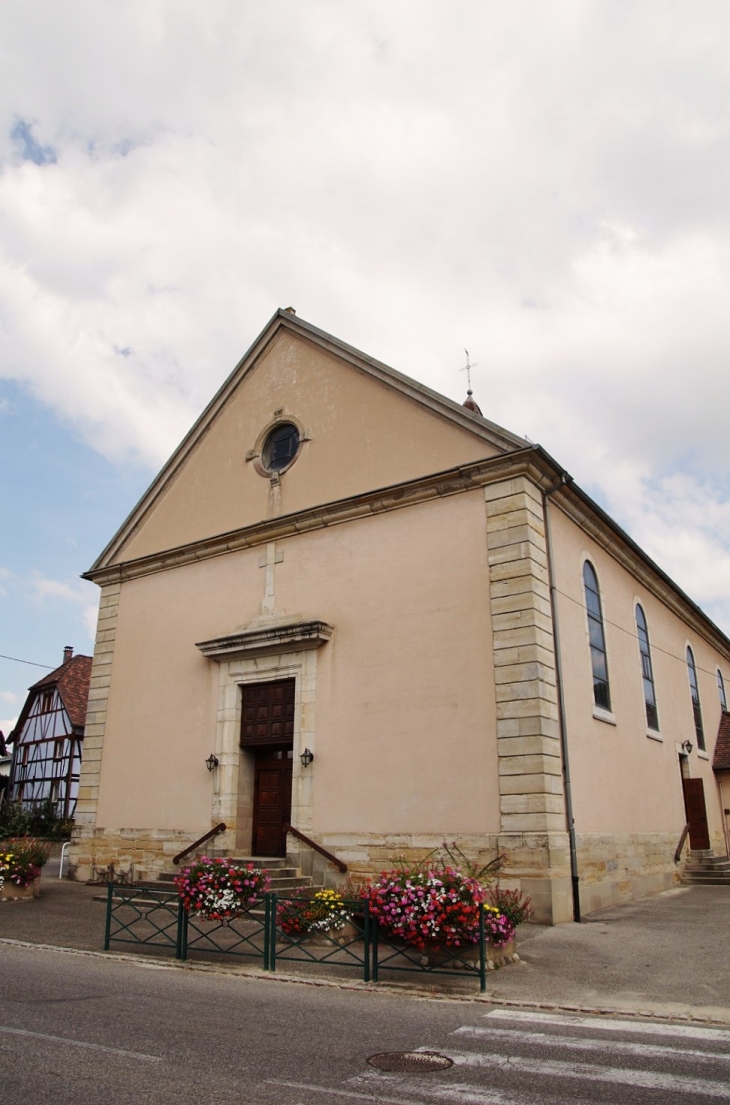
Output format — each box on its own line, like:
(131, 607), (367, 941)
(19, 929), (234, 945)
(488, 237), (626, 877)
(0, 877), (39, 903)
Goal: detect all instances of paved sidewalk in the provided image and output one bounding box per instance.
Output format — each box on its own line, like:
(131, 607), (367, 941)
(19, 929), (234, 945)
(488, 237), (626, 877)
(1, 875), (728, 1020)
(487, 885), (730, 1021)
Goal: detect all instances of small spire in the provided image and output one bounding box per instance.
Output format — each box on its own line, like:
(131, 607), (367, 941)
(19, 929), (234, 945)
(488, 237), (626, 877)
(460, 349), (482, 416)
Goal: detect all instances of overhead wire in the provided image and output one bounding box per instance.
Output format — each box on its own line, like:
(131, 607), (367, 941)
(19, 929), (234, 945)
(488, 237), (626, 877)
(553, 587), (729, 681)
(0, 653), (54, 670)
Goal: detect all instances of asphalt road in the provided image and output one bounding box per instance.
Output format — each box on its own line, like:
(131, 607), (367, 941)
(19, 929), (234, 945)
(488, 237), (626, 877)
(2, 943), (729, 1105)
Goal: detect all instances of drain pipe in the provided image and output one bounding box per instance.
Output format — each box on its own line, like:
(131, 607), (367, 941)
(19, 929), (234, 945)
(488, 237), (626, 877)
(543, 474), (581, 923)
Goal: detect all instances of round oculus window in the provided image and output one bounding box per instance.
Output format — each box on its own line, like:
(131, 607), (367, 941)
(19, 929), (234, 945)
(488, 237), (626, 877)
(261, 422), (300, 473)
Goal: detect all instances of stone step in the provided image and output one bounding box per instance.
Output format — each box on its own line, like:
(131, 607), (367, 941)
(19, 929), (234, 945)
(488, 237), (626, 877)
(682, 874), (730, 885)
(269, 875), (314, 891)
(156, 864), (300, 883)
(206, 853), (290, 867)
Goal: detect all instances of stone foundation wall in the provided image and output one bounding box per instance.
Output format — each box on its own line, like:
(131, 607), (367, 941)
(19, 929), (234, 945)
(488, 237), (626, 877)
(289, 832), (504, 892)
(573, 832), (687, 915)
(68, 826), (223, 883)
(291, 830), (572, 925)
(69, 826), (713, 922)
(304, 828), (702, 922)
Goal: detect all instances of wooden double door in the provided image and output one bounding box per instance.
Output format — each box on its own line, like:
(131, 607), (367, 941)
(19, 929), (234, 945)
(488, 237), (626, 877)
(241, 679), (295, 857)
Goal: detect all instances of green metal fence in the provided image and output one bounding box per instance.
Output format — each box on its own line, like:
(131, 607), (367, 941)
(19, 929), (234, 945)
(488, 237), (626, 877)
(181, 902), (269, 964)
(103, 888), (490, 990)
(269, 896), (371, 980)
(104, 884), (185, 957)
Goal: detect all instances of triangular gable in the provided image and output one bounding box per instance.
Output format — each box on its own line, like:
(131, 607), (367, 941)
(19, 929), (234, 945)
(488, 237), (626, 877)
(10, 655), (92, 742)
(90, 310), (525, 571)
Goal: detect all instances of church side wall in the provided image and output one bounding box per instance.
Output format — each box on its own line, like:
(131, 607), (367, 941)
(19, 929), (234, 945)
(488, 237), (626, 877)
(549, 505), (730, 912)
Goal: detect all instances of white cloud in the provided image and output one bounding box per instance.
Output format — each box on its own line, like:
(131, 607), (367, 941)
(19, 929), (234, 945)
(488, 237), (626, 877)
(29, 575), (98, 645)
(0, 2), (729, 626)
(32, 576), (89, 603)
(0, 691), (18, 705)
(82, 603), (99, 641)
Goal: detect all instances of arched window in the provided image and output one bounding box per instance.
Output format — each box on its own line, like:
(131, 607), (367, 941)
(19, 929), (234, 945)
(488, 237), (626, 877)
(718, 669), (728, 712)
(635, 605), (658, 730)
(686, 646), (705, 751)
(583, 561), (611, 711)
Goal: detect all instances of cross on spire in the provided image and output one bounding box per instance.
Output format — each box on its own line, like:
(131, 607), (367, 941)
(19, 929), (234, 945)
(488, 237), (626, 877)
(461, 348), (477, 395)
(460, 348), (483, 416)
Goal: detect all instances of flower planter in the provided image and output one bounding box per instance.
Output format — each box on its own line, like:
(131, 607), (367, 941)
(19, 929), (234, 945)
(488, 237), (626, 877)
(0, 881), (35, 903)
(299, 923), (360, 948)
(176, 858), (270, 921)
(420, 937), (517, 969)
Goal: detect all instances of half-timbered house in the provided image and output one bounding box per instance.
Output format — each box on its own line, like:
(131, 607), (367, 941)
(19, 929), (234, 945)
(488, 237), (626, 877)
(8, 648), (92, 818)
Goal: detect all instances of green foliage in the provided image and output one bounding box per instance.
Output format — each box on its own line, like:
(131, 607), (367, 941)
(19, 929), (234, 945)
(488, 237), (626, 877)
(0, 800), (31, 838)
(3, 837), (51, 868)
(489, 886), (534, 927)
(28, 799), (74, 839)
(0, 799), (74, 841)
(438, 842), (506, 887)
(0, 837), (50, 888)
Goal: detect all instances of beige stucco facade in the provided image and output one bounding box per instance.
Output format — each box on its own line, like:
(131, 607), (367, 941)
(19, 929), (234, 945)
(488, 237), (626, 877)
(70, 310), (730, 923)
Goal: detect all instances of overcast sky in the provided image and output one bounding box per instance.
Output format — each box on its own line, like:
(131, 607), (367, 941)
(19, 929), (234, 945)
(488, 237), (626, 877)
(1, 1), (729, 734)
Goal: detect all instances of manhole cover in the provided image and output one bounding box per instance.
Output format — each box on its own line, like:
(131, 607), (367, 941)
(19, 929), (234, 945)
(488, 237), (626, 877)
(367, 1051), (453, 1073)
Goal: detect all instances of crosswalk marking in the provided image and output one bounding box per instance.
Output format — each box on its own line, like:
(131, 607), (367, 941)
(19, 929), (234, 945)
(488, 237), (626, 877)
(484, 1007), (730, 1042)
(455, 1023), (730, 1064)
(432, 1047), (730, 1099)
(348, 1073), (542, 1105)
(270, 1011), (730, 1105)
(267, 1078), (523, 1105)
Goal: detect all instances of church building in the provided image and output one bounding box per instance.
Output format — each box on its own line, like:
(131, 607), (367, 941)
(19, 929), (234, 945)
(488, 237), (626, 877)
(69, 309), (730, 923)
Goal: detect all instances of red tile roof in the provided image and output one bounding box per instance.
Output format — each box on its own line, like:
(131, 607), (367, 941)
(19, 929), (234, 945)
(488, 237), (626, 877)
(29, 654), (93, 730)
(713, 711), (730, 771)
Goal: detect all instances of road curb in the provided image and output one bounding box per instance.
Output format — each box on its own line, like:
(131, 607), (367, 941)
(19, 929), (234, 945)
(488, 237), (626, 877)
(2, 937), (730, 1027)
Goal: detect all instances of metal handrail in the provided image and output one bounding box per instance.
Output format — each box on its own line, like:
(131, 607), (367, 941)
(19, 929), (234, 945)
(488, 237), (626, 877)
(173, 822), (227, 866)
(58, 840), (71, 879)
(674, 822), (691, 863)
(283, 823), (347, 873)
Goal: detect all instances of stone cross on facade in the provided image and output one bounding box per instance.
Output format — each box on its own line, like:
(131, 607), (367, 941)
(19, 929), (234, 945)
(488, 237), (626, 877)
(259, 542), (284, 615)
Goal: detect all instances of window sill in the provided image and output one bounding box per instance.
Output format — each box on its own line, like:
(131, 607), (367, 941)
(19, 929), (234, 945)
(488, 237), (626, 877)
(697, 750), (709, 760)
(646, 730), (663, 742)
(593, 707), (617, 726)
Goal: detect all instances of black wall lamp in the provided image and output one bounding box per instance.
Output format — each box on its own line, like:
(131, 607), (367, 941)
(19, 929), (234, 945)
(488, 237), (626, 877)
(300, 747), (314, 768)
(206, 753), (220, 772)
(681, 740), (693, 755)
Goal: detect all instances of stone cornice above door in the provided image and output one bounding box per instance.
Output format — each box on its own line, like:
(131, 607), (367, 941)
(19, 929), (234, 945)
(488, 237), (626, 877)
(196, 619), (334, 662)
